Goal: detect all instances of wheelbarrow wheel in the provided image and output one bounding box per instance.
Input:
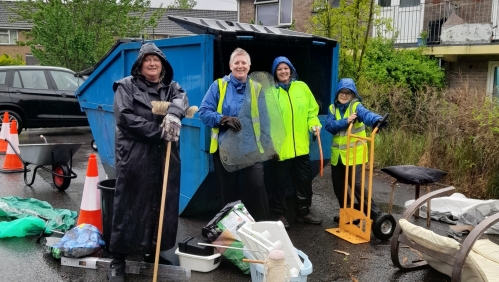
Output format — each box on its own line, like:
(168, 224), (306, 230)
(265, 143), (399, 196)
(53, 161), (71, 191)
(372, 213), (396, 241)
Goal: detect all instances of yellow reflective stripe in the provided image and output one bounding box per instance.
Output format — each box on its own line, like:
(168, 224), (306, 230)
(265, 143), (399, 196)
(339, 125), (365, 136)
(332, 142), (361, 150)
(250, 80), (264, 153)
(209, 79), (228, 153)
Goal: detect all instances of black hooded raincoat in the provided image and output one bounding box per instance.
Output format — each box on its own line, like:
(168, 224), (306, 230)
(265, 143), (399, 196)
(110, 43), (189, 254)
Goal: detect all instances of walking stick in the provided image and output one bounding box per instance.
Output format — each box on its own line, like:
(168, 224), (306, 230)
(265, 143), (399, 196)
(152, 103), (198, 282)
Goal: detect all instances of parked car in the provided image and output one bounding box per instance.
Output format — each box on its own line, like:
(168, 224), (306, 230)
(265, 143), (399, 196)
(0, 66), (88, 134)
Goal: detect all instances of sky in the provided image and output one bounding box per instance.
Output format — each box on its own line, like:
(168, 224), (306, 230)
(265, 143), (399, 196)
(150, 0), (237, 11)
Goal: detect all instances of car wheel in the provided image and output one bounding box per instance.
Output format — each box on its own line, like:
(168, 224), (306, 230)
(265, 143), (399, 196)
(0, 110), (23, 134)
(53, 162), (71, 191)
(91, 139), (98, 151)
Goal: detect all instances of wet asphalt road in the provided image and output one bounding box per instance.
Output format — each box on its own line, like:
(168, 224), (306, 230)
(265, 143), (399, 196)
(0, 126), (455, 282)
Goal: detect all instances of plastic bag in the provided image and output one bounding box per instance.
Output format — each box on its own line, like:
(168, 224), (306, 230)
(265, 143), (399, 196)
(0, 196), (77, 232)
(51, 223), (105, 258)
(0, 217), (46, 238)
(202, 201), (254, 274)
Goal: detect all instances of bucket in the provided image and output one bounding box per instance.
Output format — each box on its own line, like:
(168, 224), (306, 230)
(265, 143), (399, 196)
(97, 179), (116, 250)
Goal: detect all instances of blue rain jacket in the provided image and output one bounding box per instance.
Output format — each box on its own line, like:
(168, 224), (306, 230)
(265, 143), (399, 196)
(325, 78), (382, 135)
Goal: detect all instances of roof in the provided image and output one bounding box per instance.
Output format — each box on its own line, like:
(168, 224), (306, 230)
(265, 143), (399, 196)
(0, 1), (237, 35)
(0, 65), (75, 72)
(0, 1), (32, 29)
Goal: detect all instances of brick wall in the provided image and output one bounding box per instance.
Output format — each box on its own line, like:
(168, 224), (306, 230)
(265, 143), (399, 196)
(239, 0), (255, 24)
(292, 0), (314, 32)
(0, 31), (32, 62)
(445, 56), (492, 92)
(238, 0), (314, 33)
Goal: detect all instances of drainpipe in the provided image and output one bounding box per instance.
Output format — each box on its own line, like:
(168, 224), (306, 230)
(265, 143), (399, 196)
(237, 0), (240, 22)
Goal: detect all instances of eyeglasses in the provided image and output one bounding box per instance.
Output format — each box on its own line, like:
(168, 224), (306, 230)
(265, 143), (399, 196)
(338, 91), (353, 96)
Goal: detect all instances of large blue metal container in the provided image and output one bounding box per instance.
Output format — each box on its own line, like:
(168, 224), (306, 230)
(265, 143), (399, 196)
(76, 17), (339, 215)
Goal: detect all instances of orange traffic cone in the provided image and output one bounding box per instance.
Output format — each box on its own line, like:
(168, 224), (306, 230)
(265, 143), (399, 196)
(0, 112), (9, 154)
(76, 154), (103, 232)
(0, 120), (24, 173)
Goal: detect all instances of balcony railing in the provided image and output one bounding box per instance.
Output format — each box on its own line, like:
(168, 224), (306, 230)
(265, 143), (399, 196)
(374, 0), (499, 45)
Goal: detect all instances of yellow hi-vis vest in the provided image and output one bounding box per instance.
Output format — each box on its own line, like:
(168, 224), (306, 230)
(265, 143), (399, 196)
(330, 101), (367, 166)
(209, 78), (264, 154)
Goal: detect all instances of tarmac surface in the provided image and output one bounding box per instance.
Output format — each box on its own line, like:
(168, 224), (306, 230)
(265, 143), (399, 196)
(0, 126), (467, 281)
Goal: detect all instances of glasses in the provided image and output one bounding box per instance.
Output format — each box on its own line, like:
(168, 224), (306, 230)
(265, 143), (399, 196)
(338, 91), (353, 96)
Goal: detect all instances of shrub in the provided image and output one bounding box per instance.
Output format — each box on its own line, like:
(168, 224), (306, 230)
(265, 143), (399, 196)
(0, 54), (25, 66)
(368, 81), (499, 199)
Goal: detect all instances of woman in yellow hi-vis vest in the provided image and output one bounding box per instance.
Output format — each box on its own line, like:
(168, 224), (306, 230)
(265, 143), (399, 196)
(324, 78), (387, 223)
(198, 48), (270, 221)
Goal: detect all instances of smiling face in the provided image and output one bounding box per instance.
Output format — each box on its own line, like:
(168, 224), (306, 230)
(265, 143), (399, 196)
(230, 54), (250, 82)
(275, 63), (291, 84)
(141, 54), (162, 82)
(337, 89), (354, 104)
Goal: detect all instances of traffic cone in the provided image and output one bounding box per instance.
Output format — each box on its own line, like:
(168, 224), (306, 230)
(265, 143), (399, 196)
(0, 120), (24, 173)
(76, 154), (103, 232)
(0, 112), (9, 154)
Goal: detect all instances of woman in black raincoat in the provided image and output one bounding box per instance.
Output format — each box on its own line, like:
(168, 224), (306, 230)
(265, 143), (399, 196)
(107, 42), (189, 281)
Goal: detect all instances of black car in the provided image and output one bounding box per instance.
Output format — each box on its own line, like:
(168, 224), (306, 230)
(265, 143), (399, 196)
(0, 66), (88, 133)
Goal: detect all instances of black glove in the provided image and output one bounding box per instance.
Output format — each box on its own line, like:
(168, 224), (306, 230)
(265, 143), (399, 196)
(373, 119), (388, 131)
(270, 153), (280, 161)
(219, 116), (242, 132)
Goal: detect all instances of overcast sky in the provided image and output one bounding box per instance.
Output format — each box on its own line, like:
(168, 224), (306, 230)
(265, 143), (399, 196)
(150, 0), (237, 10)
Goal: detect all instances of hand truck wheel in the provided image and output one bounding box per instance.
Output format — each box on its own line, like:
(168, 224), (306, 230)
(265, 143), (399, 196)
(372, 213), (396, 240)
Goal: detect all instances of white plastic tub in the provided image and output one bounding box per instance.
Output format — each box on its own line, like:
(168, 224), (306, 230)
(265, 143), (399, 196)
(175, 248), (221, 272)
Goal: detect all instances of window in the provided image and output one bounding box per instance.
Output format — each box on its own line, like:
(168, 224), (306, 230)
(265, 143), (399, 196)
(18, 70), (49, 90)
(400, 0), (420, 7)
(378, 0), (391, 7)
(487, 61), (499, 98)
(0, 72), (6, 85)
(13, 72), (22, 88)
(330, 0), (340, 7)
(50, 70), (82, 92)
(0, 30), (18, 44)
(255, 0), (293, 26)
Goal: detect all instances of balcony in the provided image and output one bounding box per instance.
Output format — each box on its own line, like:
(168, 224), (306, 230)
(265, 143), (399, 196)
(375, 0), (499, 46)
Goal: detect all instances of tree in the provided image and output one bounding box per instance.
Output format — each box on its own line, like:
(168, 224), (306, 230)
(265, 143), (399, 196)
(167, 0), (197, 9)
(9, 0), (164, 71)
(309, 0), (391, 80)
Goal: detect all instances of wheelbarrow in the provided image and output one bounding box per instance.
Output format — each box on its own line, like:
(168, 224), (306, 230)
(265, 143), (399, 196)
(5, 139), (83, 191)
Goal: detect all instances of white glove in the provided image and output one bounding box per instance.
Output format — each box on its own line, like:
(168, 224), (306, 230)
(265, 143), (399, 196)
(161, 114), (181, 142)
(311, 125), (321, 136)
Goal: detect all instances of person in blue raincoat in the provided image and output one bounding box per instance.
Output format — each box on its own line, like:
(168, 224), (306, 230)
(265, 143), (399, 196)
(325, 78), (387, 223)
(199, 47), (270, 221)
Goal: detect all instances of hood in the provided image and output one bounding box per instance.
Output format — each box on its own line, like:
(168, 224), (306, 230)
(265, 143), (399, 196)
(333, 78), (362, 104)
(271, 56), (298, 82)
(131, 42), (174, 85)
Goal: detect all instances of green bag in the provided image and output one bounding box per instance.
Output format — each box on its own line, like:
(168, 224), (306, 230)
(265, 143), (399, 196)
(0, 217), (46, 238)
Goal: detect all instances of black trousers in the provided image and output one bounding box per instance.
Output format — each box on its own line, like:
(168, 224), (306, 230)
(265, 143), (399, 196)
(330, 157), (381, 219)
(213, 151), (270, 221)
(269, 155), (313, 217)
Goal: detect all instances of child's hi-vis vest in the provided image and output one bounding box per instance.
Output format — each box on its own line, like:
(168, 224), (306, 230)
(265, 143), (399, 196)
(330, 100), (367, 166)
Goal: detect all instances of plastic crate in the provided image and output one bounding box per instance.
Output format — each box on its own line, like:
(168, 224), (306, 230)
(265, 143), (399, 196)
(243, 248), (312, 282)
